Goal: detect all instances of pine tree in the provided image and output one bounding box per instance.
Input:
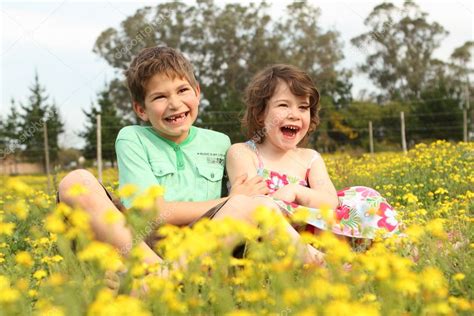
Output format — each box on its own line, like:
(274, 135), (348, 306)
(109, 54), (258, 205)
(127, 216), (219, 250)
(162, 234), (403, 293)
(2, 99), (21, 157)
(19, 72), (64, 165)
(81, 84), (125, 167)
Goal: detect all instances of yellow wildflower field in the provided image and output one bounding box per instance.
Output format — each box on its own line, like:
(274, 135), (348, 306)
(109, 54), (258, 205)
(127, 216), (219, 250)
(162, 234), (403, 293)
(0, 140), (472, 315)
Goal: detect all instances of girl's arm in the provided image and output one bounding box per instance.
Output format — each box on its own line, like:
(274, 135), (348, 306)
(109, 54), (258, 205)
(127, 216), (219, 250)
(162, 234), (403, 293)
(226, 143), (268, 194)
(276, 151), (338, 209)
(299, 151), (338, 209)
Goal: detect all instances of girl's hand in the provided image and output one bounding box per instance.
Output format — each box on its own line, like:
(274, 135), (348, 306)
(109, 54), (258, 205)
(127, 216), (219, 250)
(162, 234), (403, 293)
(272, 184), (298, 203)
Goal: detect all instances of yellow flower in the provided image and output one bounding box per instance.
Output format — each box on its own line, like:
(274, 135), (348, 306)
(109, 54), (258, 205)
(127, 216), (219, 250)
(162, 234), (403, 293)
(0, 222), (15, 236)
(15, 251), (34, 267)
(47, 273), (66, 287)
(146, 185), (165, 198)
(420, 267), (447, 297)
(434, 187), (448, 195)
(33, 269), (47, 280)
(360, 293), (377, 302)
(118, 184), (138, 199)
(78, 241), (123, 271)
(453, 273), (465, 281)
(283, 289), (301, 305)
(6, 178), (32, 194)
(87, 289), (152, 316)
(403, 193), (418, 204)
(67, 183), (89, 197)
(324, 300), (379, 316)
(45, 214), (66, 234)
(425, 218), (447, 239)
(131, 195), (155, 210)
(28, 289), (38, 298)
(103, 209), (122, 224)
(6, 200), (29, 220)
(0, 275), (20, 304)
(292, 207), (310, 223)
(448, 296), (471, 311)
(226, 311), (255, 316)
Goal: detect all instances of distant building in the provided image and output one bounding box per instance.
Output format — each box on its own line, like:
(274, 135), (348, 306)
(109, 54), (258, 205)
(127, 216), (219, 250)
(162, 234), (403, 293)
(0, 155), (43, 175)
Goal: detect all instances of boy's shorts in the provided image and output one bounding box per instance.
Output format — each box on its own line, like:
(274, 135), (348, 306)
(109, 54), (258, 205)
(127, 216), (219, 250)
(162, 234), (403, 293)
(55, 184), (246, 256)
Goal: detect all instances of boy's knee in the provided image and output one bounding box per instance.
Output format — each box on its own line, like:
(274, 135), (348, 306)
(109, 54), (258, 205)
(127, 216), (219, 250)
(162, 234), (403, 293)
(58, 169), (98, 201)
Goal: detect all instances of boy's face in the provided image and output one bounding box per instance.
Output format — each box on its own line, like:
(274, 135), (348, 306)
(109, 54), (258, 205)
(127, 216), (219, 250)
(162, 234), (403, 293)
(134, 74), (200, 143)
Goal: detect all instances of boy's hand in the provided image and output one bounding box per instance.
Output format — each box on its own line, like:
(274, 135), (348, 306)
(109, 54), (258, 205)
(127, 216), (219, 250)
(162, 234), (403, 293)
(272, 184), (297, 203)
(229, 173), (269, 197)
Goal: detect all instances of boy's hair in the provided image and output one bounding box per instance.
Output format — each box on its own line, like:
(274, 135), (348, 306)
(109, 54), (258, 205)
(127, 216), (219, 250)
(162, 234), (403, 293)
(125, 46), (198, 106)
(242, 64), (320, 145)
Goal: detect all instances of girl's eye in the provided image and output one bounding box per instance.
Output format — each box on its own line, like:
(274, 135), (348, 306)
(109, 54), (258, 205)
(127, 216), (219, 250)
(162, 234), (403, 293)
(300, 106), (310, 111)
(278, 104), (288, 107)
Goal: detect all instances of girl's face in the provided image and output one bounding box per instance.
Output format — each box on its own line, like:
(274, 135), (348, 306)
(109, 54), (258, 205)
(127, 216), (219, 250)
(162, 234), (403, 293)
(262, 81), (311, 151)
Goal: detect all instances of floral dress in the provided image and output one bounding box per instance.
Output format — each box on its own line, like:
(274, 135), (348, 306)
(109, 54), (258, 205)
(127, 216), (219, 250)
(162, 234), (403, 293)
(245, 140), (400, 239)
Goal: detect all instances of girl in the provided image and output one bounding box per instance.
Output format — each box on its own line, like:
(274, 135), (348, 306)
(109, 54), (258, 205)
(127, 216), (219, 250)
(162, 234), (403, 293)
(226, 64), (399, 241)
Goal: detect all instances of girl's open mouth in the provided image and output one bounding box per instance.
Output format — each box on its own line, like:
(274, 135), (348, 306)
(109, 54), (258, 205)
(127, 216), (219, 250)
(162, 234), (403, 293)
(280, 125), (300, 138)
(164, 111), (190, 124)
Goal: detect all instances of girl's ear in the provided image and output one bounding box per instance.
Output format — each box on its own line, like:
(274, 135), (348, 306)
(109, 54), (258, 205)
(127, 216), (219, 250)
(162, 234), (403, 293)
(133, 101), (149, 121)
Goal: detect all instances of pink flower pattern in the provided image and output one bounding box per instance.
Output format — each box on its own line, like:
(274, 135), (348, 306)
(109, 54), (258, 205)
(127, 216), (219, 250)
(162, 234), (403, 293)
(261, 168), (400, 239)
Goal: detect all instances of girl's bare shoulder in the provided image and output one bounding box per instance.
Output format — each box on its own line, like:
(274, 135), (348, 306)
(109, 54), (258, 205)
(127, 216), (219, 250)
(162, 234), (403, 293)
(297, 147), (322, 161)
(227, 142), (258, 163)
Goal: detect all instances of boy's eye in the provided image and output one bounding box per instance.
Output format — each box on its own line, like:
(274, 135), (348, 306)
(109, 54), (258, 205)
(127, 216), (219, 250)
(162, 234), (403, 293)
(153, 95), (165, 100)
(178, 88), (189, 93)
(278, 104), (288, 107)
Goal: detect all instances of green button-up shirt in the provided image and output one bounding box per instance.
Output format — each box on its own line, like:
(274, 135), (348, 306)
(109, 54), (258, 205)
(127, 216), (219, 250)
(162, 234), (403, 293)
(116, 125), (230, 208)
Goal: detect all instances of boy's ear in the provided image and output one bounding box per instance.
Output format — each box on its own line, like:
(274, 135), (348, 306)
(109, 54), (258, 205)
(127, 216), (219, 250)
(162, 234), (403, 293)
(194, 83), (201, 102)
(133, 101), (148, 121)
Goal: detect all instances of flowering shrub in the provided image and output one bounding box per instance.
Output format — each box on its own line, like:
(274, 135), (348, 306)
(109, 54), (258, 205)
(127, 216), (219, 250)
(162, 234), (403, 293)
(0, 140), (472, 315)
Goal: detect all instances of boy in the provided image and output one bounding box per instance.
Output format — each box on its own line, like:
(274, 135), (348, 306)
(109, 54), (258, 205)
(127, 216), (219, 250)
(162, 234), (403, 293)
(58, 46), (270, 265)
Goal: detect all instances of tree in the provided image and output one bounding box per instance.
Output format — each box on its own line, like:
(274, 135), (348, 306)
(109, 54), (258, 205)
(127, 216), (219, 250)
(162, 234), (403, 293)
(19, 73), (64, 165)
(1, 99), (21, 160)
(80, 84), (126, 166)
(351, 1), (448, 102)
(93, 0), (351, 143)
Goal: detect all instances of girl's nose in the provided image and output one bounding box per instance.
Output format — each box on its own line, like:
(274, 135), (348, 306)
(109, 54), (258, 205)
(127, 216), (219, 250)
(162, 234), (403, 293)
(287, 106), (299, 120)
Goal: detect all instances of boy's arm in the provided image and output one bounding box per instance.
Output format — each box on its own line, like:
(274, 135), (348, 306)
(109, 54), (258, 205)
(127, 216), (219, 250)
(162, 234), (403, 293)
(160, 198), (228, 226)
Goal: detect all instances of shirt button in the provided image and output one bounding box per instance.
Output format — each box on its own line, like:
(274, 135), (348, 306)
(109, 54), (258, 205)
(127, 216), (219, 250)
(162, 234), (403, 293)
(211, 172), (215, 178)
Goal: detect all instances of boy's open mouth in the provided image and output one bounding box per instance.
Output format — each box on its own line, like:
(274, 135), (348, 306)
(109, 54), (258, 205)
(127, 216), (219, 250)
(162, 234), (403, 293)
(280, 125), (300, 138)
(164, 111), (190, 124)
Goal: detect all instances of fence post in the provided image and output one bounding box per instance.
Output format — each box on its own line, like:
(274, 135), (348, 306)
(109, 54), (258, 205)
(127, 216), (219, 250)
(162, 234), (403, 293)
(43, 121), (51, 194)
(400, 111), (407, 154)
(368, 120), (374, 154)
(463, 109), (468, 142)
(96, 114), (102, 182)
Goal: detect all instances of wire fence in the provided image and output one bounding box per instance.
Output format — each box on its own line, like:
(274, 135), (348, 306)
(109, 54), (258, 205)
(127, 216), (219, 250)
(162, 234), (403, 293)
(1, 109), (472, 180)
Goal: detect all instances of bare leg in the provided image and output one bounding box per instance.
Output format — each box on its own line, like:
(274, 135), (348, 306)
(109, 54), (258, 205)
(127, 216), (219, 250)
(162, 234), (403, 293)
(58, 169), (162, 265)
(212, 195), (325, 265)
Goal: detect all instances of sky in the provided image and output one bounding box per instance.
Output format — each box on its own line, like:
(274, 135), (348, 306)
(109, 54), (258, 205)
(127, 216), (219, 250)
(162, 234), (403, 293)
(1, 0), (473, 148)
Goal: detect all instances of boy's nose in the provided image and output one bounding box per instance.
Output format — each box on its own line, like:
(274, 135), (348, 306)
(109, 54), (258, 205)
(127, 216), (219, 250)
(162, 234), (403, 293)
(167, 95), (181, 110)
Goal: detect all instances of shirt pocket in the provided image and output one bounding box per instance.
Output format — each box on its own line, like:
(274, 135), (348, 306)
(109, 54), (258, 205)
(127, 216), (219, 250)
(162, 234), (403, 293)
(196, 165), (224, 199)
(149, 160), (176, 189)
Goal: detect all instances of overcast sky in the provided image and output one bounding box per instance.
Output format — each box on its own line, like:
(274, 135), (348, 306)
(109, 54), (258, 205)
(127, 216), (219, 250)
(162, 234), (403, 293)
(1, 0), (473, 148)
